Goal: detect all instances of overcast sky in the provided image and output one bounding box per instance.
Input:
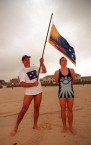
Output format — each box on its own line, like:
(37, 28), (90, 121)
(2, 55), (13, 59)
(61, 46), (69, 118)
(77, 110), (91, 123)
(0, 0), (91, 81)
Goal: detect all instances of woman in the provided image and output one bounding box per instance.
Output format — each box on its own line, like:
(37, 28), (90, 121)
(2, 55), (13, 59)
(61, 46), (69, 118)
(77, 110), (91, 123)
(54, 57), (76, 134)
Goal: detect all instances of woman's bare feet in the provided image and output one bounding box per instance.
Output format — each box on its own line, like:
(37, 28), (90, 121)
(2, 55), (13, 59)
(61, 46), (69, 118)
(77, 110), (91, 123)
(61, 126), (68, 133)
(69, 127), (76, 135)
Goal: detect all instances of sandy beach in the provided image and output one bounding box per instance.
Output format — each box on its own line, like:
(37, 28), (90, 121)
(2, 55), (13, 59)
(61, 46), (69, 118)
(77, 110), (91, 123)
(0, 85), (91, 145)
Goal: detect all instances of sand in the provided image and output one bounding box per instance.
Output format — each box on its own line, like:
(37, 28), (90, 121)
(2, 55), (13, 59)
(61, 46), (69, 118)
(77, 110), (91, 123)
(0, 85), (91, 145)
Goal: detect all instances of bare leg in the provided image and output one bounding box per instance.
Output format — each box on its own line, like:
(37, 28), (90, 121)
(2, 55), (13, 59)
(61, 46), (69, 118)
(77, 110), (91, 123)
(32, 93), (42, 130)
(67, 98), (76, 135)
(10, 95), (33, 136)
(59, 98), (67, 133)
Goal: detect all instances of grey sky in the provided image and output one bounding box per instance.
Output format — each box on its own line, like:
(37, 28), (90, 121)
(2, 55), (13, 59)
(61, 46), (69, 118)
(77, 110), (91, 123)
(0, 0), (91, 81)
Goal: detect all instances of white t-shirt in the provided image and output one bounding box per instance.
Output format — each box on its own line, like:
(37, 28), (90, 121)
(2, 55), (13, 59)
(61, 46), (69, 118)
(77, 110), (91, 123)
(19, 66), (42, 95)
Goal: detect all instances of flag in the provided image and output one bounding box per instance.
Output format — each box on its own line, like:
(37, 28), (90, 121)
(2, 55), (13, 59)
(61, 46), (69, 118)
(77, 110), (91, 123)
(49, 24), (76, 65)
(27, 70), (38, 80)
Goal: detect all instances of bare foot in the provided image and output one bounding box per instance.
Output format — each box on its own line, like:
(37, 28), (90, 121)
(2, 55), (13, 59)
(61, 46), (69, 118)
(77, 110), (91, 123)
(69, 128), (76, 135)
(32, 126), (40, 130)
(61, 127), (67, 133)
(10, 128), (17, 136)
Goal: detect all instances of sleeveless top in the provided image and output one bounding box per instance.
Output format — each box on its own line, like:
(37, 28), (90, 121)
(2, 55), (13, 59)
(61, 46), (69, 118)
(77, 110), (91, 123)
(58, 68), (74, 98)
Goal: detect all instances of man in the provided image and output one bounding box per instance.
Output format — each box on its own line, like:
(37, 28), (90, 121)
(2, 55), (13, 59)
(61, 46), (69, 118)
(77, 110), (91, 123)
(10, 55), (46, 136)
(54, 57), (76, 134)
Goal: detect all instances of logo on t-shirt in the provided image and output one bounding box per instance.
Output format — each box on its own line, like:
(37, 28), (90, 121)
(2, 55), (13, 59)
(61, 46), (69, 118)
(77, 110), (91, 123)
(27, 70), (38, 80)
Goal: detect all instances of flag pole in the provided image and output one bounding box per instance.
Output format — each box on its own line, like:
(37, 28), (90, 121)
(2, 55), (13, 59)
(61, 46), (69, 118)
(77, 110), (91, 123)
(37, 13), (53, 79)
(41, 13), (53, 57)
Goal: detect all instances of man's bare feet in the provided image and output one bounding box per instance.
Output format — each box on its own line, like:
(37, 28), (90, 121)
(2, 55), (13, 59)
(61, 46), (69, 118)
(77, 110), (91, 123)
(32, 126), (40, 130)
(69, 127), (76, 135)
(61, 127), (67, 133)
(10, 128), (18, 136)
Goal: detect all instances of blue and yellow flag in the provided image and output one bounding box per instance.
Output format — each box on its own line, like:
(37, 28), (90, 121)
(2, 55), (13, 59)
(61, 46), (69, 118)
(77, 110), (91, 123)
(49, 24), (76, 65)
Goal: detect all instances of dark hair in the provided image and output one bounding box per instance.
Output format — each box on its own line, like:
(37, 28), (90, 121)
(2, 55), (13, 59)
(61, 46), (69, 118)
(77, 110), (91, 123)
(59, 57), (65, 62)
